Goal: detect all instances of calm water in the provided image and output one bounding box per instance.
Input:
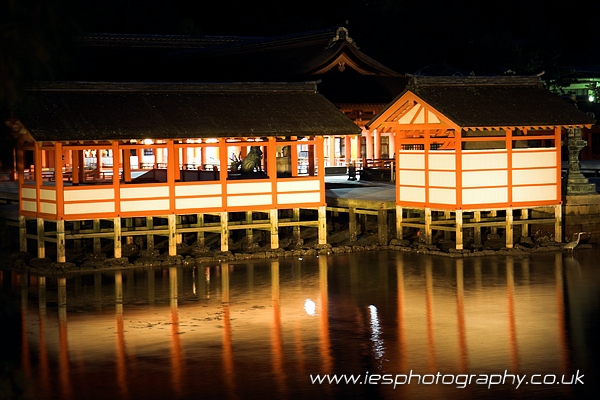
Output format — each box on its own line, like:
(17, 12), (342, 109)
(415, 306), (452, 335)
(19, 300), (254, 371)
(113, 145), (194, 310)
(1, 250), (599, 400)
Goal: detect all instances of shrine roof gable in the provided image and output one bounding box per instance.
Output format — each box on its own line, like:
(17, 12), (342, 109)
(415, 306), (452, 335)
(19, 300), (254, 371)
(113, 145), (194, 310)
(367, 75), (596, 130)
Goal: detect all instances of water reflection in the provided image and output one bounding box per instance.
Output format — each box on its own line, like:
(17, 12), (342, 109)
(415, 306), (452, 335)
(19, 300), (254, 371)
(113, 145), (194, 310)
(1, 250), (599, 399)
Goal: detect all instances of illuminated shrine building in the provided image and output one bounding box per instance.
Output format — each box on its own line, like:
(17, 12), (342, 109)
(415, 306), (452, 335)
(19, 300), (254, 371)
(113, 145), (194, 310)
(367, 75), (596, 249)
(8, 81), (361, 261)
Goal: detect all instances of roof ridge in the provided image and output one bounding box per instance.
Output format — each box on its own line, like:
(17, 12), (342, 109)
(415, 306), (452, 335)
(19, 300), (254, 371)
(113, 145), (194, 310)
(408, 75), (543, 87)
(25, 81), (321, 93)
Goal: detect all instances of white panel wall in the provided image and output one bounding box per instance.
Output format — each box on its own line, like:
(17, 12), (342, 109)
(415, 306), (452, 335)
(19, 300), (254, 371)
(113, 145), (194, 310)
(462, 170), (508, 188)
(22, 188), (36, 200)
(399, 186), (425, 202)
(64, 202), (115, 215)
(175, 184), (221, 197)
(429, 188), (456, 204)
(513, 150), (556, 168)
(462, 188), (508, 205)
(398, 153), (425, 169)
(121, 186), (169, 199)
(227, 182), (272, 195)
(227, 194), (272, 207)
(22, 201), (37, 212)
(399, 170), (425, 186)
(429, 171), (455, 187)
(176, 197), (222, 210)
(121, 199), (169, 212)
(65, 188), (114, 201)
(513, 185), (557, 202)
(512, 168), (556, 185)
(277, 179), (320, 192)
(40, 189), (56, 201)
(40, 203), (56, 214)
(462, 152), (507, 170)
(429, 153), (455, 170)
(277, 192), (321, 205)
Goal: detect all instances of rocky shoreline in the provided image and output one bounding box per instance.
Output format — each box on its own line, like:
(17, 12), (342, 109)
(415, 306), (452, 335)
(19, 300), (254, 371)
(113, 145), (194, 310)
(2, 230), (593, 276)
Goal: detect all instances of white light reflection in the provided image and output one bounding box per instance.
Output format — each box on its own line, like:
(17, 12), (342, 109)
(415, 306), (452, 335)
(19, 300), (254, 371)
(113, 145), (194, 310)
(304, 299), (317, 316)
(369, 305), (385, 364)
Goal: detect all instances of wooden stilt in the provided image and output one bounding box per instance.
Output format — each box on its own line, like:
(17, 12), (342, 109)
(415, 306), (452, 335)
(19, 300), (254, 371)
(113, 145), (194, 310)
(292, 208), (301, 244)
(521, 209), (529, 238)
(270, 209), (279, 249)
(455, 210), (463, 250)
(555, 204), (562, 242)
(378, 208), (388, 245)
(490, 210), (498, 234)
(19, 216), (27, 253)
(168, 214), (177, 256)
(113, 217), (122, 259)
(474, 211), (481, 246)
(125, 218), (133, 245)
(349, 207), (357, 242)
(93, 218), (101, 253)
(146, 216), (154, 250)
(424, 208), (432, 245)
(396, 205), (403, 239)
(444, 211), (452, 240)
(359, 213), (366, 236)
(246, 211), (254, 245)
(37, 217), (45, 259)
(196, 213), (204, 247)
(220, 212), (228, 252)
(56, 220), (66, 263)
(506, 207), (513, 249)
(176, 215), (182, 244)
(318, 206), (327, 245)
(73, 221), (81, 252)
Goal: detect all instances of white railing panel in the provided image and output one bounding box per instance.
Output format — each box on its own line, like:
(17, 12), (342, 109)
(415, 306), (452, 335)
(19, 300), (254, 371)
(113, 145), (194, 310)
(64, 202), (115, 215)
(513, 185), (557, 203)
(512, 168), (557, 185)
(462, 170), (507, 188)
(121, 186), (169, 200)
(121, 199), (170, 212)
(277, 192), (321, 205)
(399, 170), (425, 186)
(462, 187), (508, 205)
(429, 188), (456, 204)
(429, 171), (455, 187)
(176, 197), (222, 210)
(399, 186), (425, 203)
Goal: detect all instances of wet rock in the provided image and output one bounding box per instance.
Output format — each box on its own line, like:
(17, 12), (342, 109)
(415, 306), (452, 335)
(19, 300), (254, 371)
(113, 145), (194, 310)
(389, 238), (411, 247)
(519, 236), (534, 246)
(122, 244), (139, 257)
(139, 249), (160, 258)
(104, 258), (133, 268)
(85, 252), (107, 261)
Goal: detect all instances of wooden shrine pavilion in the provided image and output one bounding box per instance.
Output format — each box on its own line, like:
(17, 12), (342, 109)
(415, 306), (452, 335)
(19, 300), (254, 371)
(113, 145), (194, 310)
(7, 81), (361, 262)
(366, 75), (596, 249)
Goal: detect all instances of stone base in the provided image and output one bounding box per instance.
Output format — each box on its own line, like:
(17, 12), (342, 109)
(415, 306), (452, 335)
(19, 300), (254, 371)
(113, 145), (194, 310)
(563, 194), (600, 243)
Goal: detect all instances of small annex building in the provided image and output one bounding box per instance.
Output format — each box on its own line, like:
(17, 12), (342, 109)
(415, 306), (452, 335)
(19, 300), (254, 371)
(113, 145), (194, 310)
(7, 81), (361, 262)
(366, 75), (596, 249)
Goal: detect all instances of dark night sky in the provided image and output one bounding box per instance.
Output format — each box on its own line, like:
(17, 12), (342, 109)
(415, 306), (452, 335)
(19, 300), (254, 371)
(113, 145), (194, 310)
(2, 0), (600, 107)
(79, 0), (600, 74)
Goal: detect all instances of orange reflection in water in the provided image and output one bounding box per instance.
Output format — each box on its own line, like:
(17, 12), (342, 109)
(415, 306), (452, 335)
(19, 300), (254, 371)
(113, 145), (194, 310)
(5, 250), (590, 400)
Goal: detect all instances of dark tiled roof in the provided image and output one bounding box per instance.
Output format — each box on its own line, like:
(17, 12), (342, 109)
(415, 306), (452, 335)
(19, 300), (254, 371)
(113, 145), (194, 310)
(71, 28), (401, 84)
(12, 82), (361, 142)
(369, 76), (596, 128)
(76, 33), (257, 49)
